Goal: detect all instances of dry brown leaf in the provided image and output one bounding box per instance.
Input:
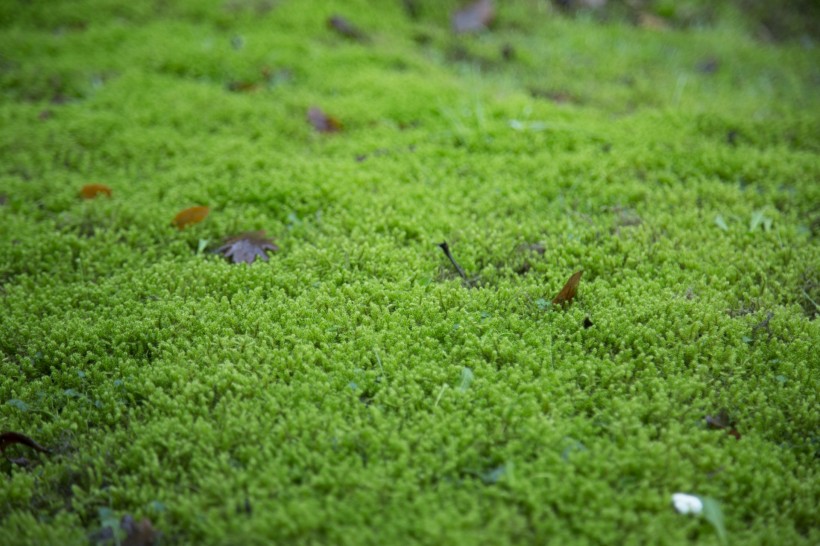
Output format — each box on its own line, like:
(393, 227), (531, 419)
(80, 184), (113, 199)
(552, 270), (583, 306)
(215, 230), (279, 264)
(452, 0), (495, 34)
(328, 15), (369, 42)
(121, 515), (160, 546)
(308, 107), (342, 133)
(705, 410), (741, 440)
(172, 206), (210, 230)
(0, 431), (51, 454)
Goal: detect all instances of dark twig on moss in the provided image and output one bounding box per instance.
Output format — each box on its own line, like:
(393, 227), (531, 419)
(437, 241), (467, 280)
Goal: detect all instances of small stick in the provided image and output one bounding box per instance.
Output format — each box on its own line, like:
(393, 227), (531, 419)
(437, 241), (467, 280)
(0, 431), (51, 454)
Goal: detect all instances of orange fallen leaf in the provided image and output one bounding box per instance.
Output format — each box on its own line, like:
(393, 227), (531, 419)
(80, 184), (112, 199)
(172, 206), (210, 230)
(308, 107), (342, 133)
(552, 270), (583, 306)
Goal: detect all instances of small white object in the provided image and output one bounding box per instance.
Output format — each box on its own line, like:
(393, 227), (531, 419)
(672, 493), (704, 515)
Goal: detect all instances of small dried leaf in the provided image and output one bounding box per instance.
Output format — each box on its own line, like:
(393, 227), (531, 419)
(172, 206), (210, 230)
(705, 410), (731, 430)
(80, 184), (112, 199)
(452, 0), (495, 34)
(0, 431), (51, 454)
(121, 515), (160, 546)
(705, 410), (741, 440)
(308, 107), (342, 133)
(215, 230), (279, 264)
(328, 15), (369, 42)
(227, 80), (259, 93)
(552, 270), (583, 306)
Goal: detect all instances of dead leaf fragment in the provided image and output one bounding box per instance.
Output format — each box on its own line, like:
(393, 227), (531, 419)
(121, 515), (160, 546)
(452, 0), (495, 34)
(328, 15), (369, 42)
(215, 230), (279, 264)
(552, 270), (583, 306)
(0, 431), (51, 454)
(308, 107), (342, 133)
(172, 206), (210, 230)
(80, 184), (112, 199)
(705, 410), (741, 440)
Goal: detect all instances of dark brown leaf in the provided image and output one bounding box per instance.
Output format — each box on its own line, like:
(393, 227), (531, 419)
(215, 231), (279, 264)
(552, 270), (583, 306)
(705, 410), (731, 430)
(308, 107), (342, 133)
(121, 515), (160, 546)
(0, 431), (51, 454)
(705, 410), (741, 440)
(452, 0), (495, 34)
(328, 15), (369, 42)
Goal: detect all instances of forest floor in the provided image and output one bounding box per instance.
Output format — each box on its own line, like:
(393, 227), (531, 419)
(0, 1), (818, 544)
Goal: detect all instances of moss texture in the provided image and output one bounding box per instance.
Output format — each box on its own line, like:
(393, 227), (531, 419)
(0, 1), (818, 544)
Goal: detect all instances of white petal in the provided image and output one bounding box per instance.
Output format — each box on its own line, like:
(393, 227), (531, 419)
(672, 493), (704, 515)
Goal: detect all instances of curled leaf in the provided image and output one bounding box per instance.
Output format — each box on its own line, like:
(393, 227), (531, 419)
(452, 0), (495, 34)
(0, 431), (51, 454)
(172, 206), (210, 230)
(308, 107), (342, 133)
(552, 270), (583, 307)
(215, 230), (279, 264)
(80, 184), (112, 199)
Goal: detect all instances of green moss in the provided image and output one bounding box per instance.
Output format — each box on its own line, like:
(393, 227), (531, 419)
(1, 0), (818, 544)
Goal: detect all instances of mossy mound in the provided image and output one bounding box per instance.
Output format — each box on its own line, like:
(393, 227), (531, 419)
(1, 1), (817, 544)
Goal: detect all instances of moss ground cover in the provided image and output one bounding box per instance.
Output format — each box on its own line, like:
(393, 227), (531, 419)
(0, 1), (818, 544)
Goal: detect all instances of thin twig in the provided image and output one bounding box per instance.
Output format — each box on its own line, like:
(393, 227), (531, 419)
(437, 241), (467, 279)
